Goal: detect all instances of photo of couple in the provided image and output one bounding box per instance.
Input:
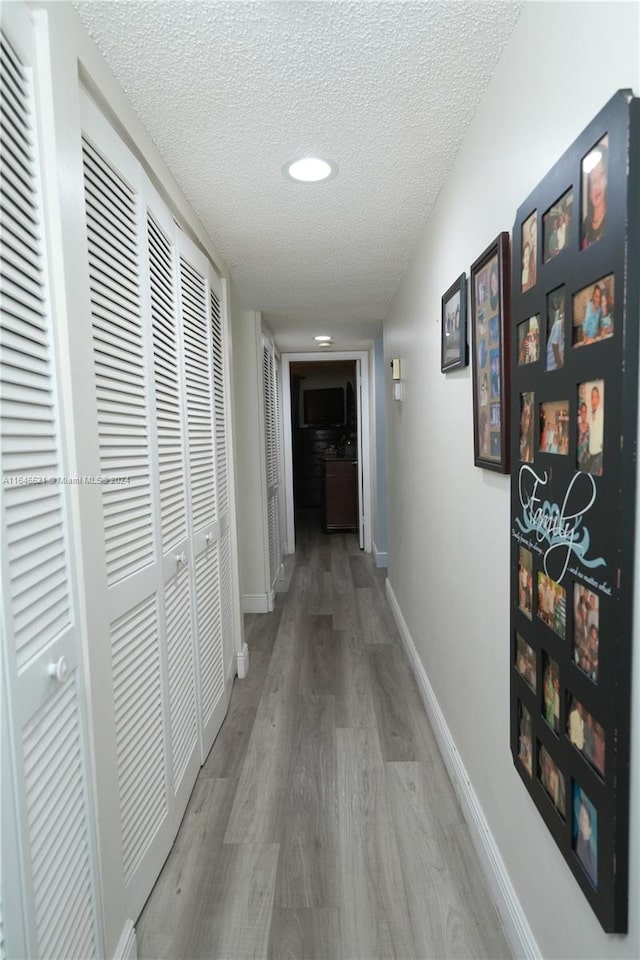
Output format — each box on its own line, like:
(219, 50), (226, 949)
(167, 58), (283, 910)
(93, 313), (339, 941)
(573, 275), (614, 347)
(577, 380), (604, 477)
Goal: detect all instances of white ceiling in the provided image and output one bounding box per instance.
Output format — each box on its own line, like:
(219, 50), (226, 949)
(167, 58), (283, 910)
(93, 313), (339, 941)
(74, 0), (522, 352)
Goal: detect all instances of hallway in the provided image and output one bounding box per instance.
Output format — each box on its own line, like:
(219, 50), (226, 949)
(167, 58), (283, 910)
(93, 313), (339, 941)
(136, 516), (511, 960)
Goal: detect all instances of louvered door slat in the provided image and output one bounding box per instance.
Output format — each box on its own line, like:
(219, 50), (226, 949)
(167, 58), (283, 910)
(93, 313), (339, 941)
(148, 211), (186, 551)
(1, 29), (71, 672)
(111, 594), (167, 883)
(82, 135), (154, 586)
(180, 255), (215, 532)
(195, 545), (224, 725)
(165, 566), (197, 788)
(23, 679), (97, 959)
(210, 285), (228, 518)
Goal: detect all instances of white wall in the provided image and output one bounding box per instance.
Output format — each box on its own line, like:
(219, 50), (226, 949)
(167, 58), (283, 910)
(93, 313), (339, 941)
(384, 3), (640, 958)
(373, 337), (388, 565)
(232, 307), (271, 606)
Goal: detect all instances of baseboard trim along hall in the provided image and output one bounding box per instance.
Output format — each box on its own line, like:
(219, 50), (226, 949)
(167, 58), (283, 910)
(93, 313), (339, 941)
(372, 542), (388, 568)
(114, 920), (136, 960)
(242, 594), (270, 613)
(385, 577), (540, 960)
(237, 641), (250, 680)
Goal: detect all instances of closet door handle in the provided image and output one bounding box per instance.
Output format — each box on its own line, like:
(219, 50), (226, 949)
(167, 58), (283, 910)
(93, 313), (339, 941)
(176, 551), (187, 566)
(205, 533), (212, 546)
(48, 655), (69, 683)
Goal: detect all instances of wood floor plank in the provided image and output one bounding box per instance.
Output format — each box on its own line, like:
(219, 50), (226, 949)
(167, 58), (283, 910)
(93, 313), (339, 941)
(136, 778), (238, 959)
(202, 606), (282, 779)
(224, 608), (301, 843)
(334, 629), (376, 729)
(267, 908), (341, 960)
(385, 760), (464, 841)
(298, 614), (338, 696)
(355, 586), (398, 644)
(368, 643), (440, 763)
(337, 727), (417, 960)
(387, 768), (511, 960)
(274, 694), (338, 908)
(171, 842), (280, 960)
(349, 554), (372, 588)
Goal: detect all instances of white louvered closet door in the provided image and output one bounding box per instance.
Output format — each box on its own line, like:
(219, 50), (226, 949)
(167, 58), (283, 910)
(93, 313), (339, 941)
(177, 232), (226, 761)
(80, 98), (174, 920)
(144, 189), (200, 815)
(0, 13), (100, 958)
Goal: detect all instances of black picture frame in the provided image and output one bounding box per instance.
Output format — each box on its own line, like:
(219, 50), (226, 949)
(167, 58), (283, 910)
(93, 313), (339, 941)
(440, 272), (468, 372)
(470, 233), (511, 472)
(509, 90), (640, 933)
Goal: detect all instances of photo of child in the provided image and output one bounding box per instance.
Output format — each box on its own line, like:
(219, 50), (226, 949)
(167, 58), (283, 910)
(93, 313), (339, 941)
(518, 547), (533, 620)
(540, 400), (569, 456)
(518, 702), (533, 777)
(568, 696), (605, 778)
(543, 188), (573, 262)
(537, 572), (566, 639)
(538, 744), (566, 818)
(573, 583), (599, 683)
(573, 783), (598, 888)
(581, 135), (608, 250)
(515, 633), (536, 691)
(546, 287), (566, 371)
(517, 315), (540, 366)
(542, 653), (560, 734)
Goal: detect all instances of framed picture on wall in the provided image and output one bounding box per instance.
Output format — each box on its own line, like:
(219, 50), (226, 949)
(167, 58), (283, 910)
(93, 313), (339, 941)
(470, 233), (511, 472)
(440, 272), (468, 372)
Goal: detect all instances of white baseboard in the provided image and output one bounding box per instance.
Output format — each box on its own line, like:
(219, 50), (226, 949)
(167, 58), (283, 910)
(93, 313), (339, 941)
(237, 641), (249, 679)
(372, 541), (388, 568)
(113, 920), (136, 960)
(242, 593), (270, 613)
(385, 577), (540, 960)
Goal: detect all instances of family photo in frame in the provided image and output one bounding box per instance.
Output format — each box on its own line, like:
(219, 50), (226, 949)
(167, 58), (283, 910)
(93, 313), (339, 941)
(471, 233), (510, 471)
(441, 273), (468, 372)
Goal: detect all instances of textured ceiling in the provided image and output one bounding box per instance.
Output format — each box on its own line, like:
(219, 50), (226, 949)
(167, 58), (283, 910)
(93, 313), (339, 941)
(74, 0), (522, 351)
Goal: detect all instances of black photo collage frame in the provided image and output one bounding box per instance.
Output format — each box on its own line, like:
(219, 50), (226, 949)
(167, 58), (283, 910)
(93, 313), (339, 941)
(510, 91), (640, 933)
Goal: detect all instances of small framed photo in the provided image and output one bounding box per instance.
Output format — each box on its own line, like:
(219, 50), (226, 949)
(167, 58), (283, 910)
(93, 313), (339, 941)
(470, 233), (510, 472)
(573, 275), (615, 347)
(568, 696), (605, 778)
(538, 743), (566, 818)
(542, 653), (560, 734)
(577, 380), (604, 475)
(519, 392), (534, 463)
(543, 188), (573, 262)
(518, 546), (533, 620)
(517, 315), (540, 366)
(537, 572), (566, 639)
(518, 702), (533, 777)
(581, 135), (608, 249)
(521, 211), (537, 292)
(441, 273), (468, 372)
(546, 286), (566, 371)
(573, 783), (598, 887)
(540, 400), (570, 456)
(515, 632), (536, 691)
(573, 583), (599, 682)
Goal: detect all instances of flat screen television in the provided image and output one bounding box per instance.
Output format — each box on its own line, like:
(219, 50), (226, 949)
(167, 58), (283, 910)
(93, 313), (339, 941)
(303, 387), (345, 426)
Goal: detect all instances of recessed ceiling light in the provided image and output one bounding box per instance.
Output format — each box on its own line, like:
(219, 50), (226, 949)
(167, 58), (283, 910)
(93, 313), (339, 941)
(314, 335), (332, 342)
(283, 157), (337, 183)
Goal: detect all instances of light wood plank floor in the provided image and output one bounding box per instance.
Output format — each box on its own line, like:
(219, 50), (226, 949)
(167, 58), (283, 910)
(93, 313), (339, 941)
(137, 512), (512, 960)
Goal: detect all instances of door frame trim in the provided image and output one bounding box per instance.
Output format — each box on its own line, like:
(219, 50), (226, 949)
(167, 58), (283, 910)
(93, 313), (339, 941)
(281, 350), (372, 555)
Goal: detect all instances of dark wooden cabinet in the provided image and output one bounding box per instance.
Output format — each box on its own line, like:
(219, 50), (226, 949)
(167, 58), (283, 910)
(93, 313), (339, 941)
(294, 427), (342, 507)
(323, 458), (358, 531)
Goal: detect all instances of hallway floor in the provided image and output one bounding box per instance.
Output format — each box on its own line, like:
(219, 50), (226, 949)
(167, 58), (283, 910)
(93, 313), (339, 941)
(137, 515), (512, 959)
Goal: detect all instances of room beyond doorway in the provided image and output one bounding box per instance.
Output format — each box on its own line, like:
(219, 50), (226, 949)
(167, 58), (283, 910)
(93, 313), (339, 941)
(281, 351), (372, 556)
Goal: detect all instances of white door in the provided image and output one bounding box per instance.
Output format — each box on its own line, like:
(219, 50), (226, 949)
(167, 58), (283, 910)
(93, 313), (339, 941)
(81, 105), (175, 920)
(1, 11), (101, 956)
(263, 339), (282, 594)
